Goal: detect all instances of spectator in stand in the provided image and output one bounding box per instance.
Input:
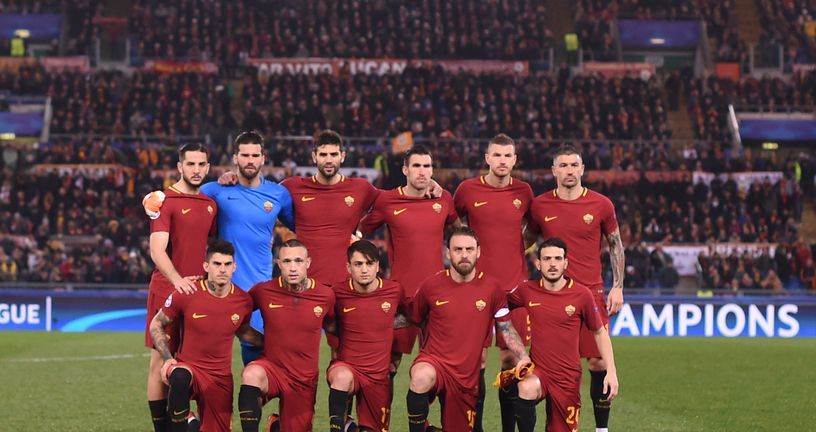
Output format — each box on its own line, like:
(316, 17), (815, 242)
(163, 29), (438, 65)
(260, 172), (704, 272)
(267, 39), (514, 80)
(656, 259), (680, 289)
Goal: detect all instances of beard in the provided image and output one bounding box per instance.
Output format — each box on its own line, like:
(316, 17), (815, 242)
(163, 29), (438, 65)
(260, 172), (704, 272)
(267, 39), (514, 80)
(318, 164), (338, 179)
(451, 260), (475, 277)
(238, 164), (260, 180)
(181, 174), (203, 189)
(542, 271), (564, 284)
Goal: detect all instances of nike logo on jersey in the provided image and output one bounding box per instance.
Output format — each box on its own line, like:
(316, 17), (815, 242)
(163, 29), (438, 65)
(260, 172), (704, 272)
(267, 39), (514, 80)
(192, 313), (207, 319)
(435, 300), (449, 306)
(528, 302), (541, 307)
(474, 201), (488, 207)
(393, 208), (407, 216)
(343, 307), (356, 313)
(544, 216), (558, 222)
(181, 208), (191, 214)
(268, 304), (284, 309)
(301, 196), (316, 202)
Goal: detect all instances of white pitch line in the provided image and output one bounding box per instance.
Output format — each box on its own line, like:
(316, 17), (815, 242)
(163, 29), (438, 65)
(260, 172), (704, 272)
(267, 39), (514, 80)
(3, 353), (150, 363)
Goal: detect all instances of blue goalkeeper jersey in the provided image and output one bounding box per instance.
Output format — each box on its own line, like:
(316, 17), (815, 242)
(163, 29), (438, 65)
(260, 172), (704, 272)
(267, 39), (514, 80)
(201, 178), (295, 331)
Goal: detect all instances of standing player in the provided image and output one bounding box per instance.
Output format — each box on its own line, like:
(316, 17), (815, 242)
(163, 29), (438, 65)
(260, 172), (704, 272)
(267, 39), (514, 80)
(149, 240), (262, 432)
(144, 131), (296, 365)
(406, 227), (530, 432)
(527, 145), (625, 432)
(453, 133), (534, 432)
(509, 238), (619, 432)
(326, 240), (406, 432)
(238, 240), (335, 432)
(145, 143), (217, 432)
(359, 145), (460, 375)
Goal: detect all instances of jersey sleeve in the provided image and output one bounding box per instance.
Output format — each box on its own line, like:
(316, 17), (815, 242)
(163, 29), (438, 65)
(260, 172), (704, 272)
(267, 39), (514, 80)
(278, 186), (296, 231)
(507, 284), (524, 309)
(522, 183), (534, 216)
(247, 284), (262, 311)
(526, 198), (542, 235)
(208, 201), (219, 237)
(359, 194), (387, 234)
(362, 181), (380, 211)
(159, 292), (185, 321)
(150, 198), (173, 233)
(581, 289), (604, 331)
(600, 196), (619, 236)
(444, 193), (458, 225)
(408, 282), (430, 324)
(199, 181), (219, 199)
(453, 183), (468, 219)
(491, 284), (511, 321)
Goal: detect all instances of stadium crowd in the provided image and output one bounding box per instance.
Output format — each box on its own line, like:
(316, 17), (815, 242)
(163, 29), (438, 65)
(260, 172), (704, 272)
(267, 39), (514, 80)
(757, 0), (816, 65)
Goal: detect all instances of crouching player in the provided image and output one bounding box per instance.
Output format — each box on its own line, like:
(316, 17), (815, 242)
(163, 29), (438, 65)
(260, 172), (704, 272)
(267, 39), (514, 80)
(149, 239), (261, 431)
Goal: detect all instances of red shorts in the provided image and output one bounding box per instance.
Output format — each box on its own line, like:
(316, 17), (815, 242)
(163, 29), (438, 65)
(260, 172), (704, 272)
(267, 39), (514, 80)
(495, 307), (532, 349)
(249, 357), (317, 432)
(327, 361), (391, 431)
(167, 363), (233, 432)
(579, 288), (610, 359)
(392, 325), (419, 354)
(144, 278), (179, 352)
(413, 354), (478, 432)
(530, 366), (583, 432)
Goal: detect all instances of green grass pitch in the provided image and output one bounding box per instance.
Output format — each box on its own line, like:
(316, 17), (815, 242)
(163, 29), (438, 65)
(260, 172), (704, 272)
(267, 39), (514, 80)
(1, 332), (813, 431)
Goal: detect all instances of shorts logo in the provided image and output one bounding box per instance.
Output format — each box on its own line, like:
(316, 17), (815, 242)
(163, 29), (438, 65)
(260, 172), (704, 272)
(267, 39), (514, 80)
(565, 305), (576, 317)
(164, 294), (173, 308)
(344, 196), (355, 207)
(264, 201), (274, 212)
(313, 305), (324, 317)
(513, 198), (522, 209)
(231, 313), (240, 325)
(381, 301), (392, 313)
(475, 299), (486, 311)
(582, 213), (594, 224)
(432, 203), (442, 213)
(207, 205), (214, 215)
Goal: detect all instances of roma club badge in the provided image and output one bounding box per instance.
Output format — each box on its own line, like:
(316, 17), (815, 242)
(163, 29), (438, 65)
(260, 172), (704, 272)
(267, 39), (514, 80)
(231, 313), (240, 325)
(475, 299), (486, 312)
(381, 301), (392, 313)
(583, 213), (594, 224)
(344, 196), (355, 207)
(313, 305), (324, 317)
(565, 305), (576, 317)
(207, 205), (214, 215)
(513, 198), (522, 209)
(432, 202), (442, 213)
(264, 201), (274, 213)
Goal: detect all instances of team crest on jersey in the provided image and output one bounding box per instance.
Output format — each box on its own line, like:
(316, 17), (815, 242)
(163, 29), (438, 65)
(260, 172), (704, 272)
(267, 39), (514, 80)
(231, 313), (240, 325)
(344, 196), (355, 207)
(513, 198), (522, 209)
(565, 305), (576, 317)
(207, 205), (214, 215)
(164, 294), (173, 307)
(475, 299), (486, 311)
(583, 213), (594, 224)
(313, 305), (324, 317)
(432, 202), (442, 213)
(381, 301), (392, 313)
(264, 201), (274, 213)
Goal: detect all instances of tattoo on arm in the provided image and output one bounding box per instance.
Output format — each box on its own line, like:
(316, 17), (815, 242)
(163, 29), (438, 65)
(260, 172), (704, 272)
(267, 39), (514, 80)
(393, 312), (411, 329)
(497, 320), (527, 361)
(149, 311), (174, 361)
(607, 228), (625, 289)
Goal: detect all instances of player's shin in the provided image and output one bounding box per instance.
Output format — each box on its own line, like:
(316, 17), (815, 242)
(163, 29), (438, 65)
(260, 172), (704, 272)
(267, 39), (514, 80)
(238, 384), (263, 432)
(590, 369), (612, 429)
(498, 370), (519, 432)
(474, 368), (486, 432)
(406, 390), (430, 432)
(167, 368), (193, 432)
(148, 399), (168, 432)
(514, 398), (537, 432)
(328, 388), (350, 431)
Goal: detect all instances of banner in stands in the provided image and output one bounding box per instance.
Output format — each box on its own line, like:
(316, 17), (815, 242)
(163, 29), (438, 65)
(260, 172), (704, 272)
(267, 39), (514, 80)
(692, 171), (785, 193)
(0, 14), (61, 39)
(0, 112), (43, 136)
(247, 57), (529, 77)
(581, 62), (655, 79)
(2, 291), (814, 337)
(143, 60), (219, 74)
(41, 56), (90, 72)
(0, 57), (38, 72)
(647, 243), (777, 276)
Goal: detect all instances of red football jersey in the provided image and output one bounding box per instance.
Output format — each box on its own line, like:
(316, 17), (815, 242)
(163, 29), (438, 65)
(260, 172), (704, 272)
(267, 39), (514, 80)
(359, 187), (458, 296)
(161, 280), (252, 376)
(409, 270), (510, 390)
(529, 188), (618, 287)
(509, 278), (603, 385)
(248, 277), (335, 382)
(150, 186), (218, 286)
(332, 278), (406, 380)
(454, 176), (533, 290)
(281, 176), (379, 283)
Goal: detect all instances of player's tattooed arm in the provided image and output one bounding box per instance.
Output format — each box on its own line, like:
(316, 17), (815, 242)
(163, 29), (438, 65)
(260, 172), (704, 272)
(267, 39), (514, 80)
(236, 324), (264, 348)
(497, 320), (530, 363)
(149, 311), (174, 361)
(393, 312), (412, 329)
(606, 227), (626, 314)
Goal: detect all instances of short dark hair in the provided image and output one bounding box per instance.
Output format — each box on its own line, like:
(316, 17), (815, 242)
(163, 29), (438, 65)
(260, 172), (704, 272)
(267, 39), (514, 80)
(234, 130), (265, 153)
(403, 144), (433, 166)
(488, 133), (515, 149)
(206, 239), (235, 260)
(279, 239), (308, 253)
(538, 237), (568, 258)
(313, 129), (343, 152)
(446, 226), (480, 248)
(552, 145), (582, 164)
(178, 143), (209, 161)
(347, 240), (380, 263)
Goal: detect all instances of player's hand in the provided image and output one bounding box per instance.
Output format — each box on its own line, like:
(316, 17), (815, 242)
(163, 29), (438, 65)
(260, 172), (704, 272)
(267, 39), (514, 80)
(425, 180), (444, 199)
(607, 287), (624, 315)
(349, 230), (363, 244)
(160, 358), (178, 385)
(142, 191), (166, 220)
(514, 355), (534, 379)
(173, 276), (199, 295)
(603, 370), (619, 401)
(217, 171), (239, 186)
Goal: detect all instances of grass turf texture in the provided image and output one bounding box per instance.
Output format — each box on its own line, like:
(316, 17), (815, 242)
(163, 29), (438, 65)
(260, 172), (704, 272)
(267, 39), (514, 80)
(1, 333), (813, 431)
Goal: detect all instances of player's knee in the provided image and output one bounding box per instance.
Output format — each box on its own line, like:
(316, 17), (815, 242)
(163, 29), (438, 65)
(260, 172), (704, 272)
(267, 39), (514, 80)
(168, 367), (192, 389)
(409, 363), (436, 392)
(587, 357), (606, 371)
(329, 366), (354, 391)
(241, 365), (266, 387)
(517, 376), (541, 400)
